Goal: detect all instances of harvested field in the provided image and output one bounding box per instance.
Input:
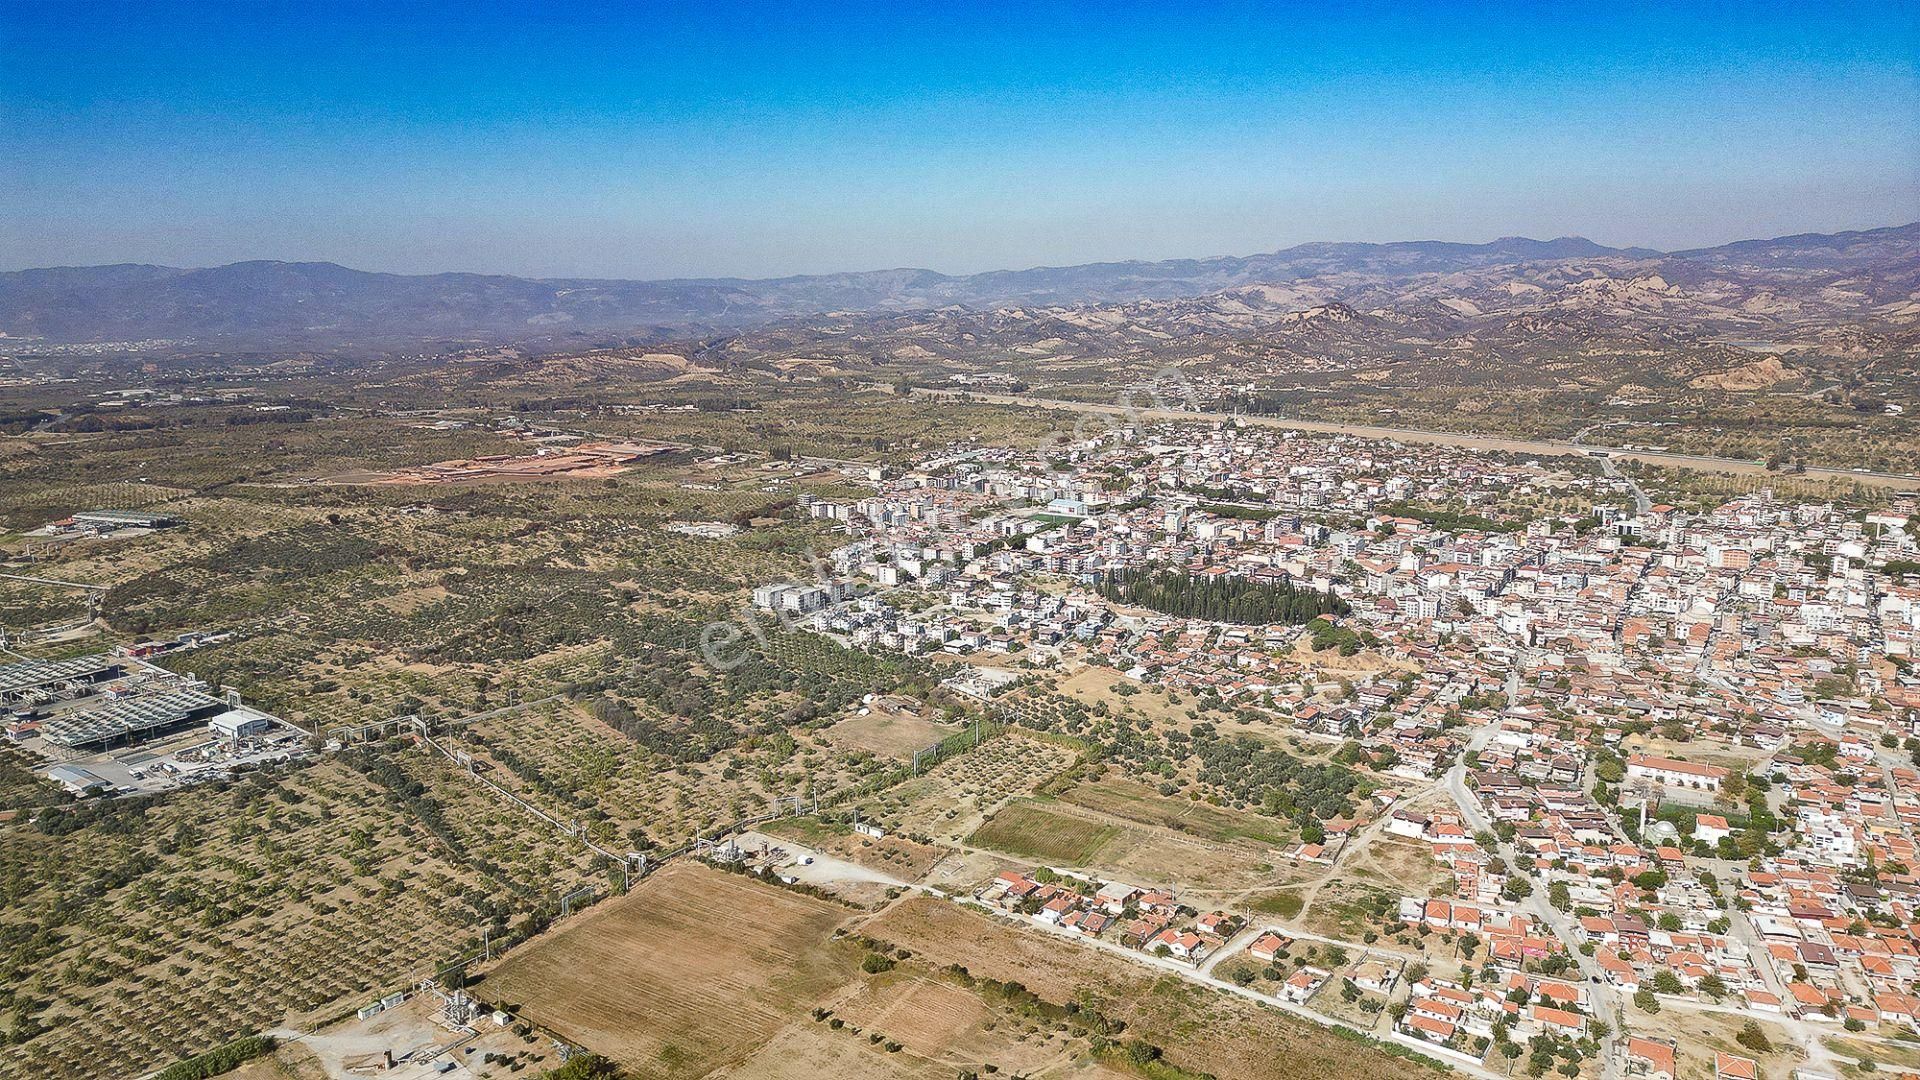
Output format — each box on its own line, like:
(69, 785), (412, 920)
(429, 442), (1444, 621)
(482, 862), (861, 1079)
(967, 799), (1118, 865)
(862, 898), (1429, 1080)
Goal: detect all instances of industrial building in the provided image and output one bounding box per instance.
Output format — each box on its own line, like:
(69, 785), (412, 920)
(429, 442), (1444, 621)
(207, 708), (277, 741)
(65, 509), (180, 531)
(46, 764), (110, 796)
(0, 654), (122, 705)
(40, 689), (225, 750)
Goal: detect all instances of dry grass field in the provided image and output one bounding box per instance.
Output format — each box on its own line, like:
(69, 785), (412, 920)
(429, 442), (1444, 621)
(862, 898), (1430, 1080)
(710, 1025), (947, 1080)
(822, 705), (956, 761)
(968, 798), (1120, 865)
(481, 862), (862, 1079)
(715, 969), (1126, 1080)
(1052, 664), (1198, 725)
(1059, 773), (1294, 845)
(963, 776), (1313, 894)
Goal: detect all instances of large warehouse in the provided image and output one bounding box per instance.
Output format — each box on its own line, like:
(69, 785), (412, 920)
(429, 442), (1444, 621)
(66, 509), (180, 531)
(0, 654), (123, 706)
(40, 689), (225, 750)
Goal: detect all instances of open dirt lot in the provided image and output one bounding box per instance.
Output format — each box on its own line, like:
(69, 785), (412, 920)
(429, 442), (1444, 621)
(1627, 1004), (1805, 1080)
(760, 818), (948, 883)
(479, 862), (862, 1079)
(822, 704), (956, 761)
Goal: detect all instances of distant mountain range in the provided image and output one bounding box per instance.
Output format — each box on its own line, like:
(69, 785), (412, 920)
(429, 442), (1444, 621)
(0, 224), (1914, 353)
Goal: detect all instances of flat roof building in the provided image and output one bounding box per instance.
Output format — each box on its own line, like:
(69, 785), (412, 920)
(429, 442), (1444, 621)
(46, 764), (109, 796)
(69, 509), (179, 530)
(0, 655), (121, 704)
(208, 708), (276, 741)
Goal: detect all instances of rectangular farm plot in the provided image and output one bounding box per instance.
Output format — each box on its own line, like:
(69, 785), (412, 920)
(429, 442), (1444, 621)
(966, 799), (1119, 865)
(1055, 775), (1292, 847)
(482, 862), (860, 1078)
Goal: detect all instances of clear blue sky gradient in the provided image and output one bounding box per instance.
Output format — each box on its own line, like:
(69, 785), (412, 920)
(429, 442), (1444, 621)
(3, 1), (1916, 278)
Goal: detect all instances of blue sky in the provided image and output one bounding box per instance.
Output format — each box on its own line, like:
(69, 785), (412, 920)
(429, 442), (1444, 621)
(3, 1), (1916, 278)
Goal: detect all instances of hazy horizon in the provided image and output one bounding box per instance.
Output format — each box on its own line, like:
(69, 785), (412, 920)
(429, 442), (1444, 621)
(4, 2), (1917, 279)
(7, 220), (1920, 283)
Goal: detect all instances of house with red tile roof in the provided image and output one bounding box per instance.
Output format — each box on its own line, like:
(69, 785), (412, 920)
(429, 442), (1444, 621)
(1625, 1036), (1676, 1080)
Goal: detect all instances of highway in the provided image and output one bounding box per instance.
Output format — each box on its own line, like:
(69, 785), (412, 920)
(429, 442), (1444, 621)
(914, 388), (1920, 492)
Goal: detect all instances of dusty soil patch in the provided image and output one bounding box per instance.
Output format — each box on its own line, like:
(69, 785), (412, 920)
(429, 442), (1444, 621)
(823, 707), (957, 761)
(481, 862), (860, 1078)
(763, 817), (947, 881)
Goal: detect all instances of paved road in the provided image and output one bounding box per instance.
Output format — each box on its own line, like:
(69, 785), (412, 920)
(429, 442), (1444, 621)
(915, 389), (1920, 492)
(1444, 719), (1626, 1080)
(1576, 426), (1654, 515)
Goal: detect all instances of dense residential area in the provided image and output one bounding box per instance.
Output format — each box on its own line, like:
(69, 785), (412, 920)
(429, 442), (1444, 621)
(748, 415), (1920, 1079)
